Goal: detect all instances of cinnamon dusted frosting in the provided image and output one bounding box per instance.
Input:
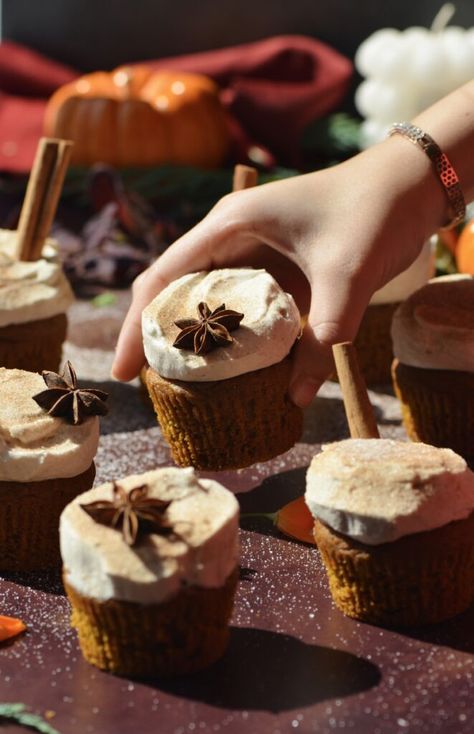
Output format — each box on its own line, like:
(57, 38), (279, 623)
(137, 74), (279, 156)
(142, 268), (301, 381)
(0, 229), (73, 327)
(305, 439), (474, 545)
(60, 467), (240, 604)
(391, 274), (474, 371)
(0, 368), (99, 482)
(369, 238), (434, 306)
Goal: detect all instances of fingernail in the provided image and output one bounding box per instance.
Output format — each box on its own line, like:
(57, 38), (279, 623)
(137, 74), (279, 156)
(289, 378), (320, 408)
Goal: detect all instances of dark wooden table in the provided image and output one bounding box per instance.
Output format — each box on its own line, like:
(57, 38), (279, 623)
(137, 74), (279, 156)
(1, 293), (473, 734)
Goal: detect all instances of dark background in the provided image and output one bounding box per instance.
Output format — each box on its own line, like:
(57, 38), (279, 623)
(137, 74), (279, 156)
(3, 0), (474, 70)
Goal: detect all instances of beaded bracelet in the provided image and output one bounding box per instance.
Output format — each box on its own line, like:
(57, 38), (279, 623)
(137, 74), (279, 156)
(388, 122), (466, 230)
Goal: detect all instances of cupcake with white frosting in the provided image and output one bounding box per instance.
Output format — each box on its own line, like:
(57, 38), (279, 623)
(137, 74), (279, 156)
(142, 268), (303, 470)
(0, 363), (107, 571)
(60, 467), (239, 676)
(338, 239), (434, 385)
(0, 230), (73, 372)
(355, 240), (435, 385)
(391, 274), (474, 458)
(306, 438), (474, 626)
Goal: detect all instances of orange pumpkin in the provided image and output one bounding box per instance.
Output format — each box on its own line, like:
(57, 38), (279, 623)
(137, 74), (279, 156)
(44, 66), (230, 168)
(455, 218), (474, 274)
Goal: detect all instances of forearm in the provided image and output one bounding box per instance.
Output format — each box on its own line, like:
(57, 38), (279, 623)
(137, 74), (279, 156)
(113, 81), (474, 392)
(413, 80), (474, 205)
(340, 80), (474, 253)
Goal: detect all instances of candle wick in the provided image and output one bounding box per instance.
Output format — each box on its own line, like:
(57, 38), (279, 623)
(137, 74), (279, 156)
(431, 2), (456, 33)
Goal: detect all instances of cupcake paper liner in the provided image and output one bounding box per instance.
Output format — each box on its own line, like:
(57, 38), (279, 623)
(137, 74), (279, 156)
(0, 462), (95, 572)
(0, 313), (68, 373)
(144, 358), (303, 470)
(314, 512), (474, 627)
(64, 567), (239, 676)
(392, 359), (474, 459)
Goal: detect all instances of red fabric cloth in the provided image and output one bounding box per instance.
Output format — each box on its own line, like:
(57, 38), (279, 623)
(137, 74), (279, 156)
(0, 42), (76, 172)
(0, 36), (352, 173)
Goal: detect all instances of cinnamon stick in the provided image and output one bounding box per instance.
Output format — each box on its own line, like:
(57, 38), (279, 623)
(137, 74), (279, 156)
(332, 341), (380, 439)
(232, 164), (258, 191)
(16, 137), (73, 262)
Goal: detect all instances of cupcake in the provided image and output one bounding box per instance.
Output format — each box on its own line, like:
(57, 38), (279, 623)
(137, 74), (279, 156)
(359, 238), (434, 384)
(333, 239), (434, 385)
(142, 268), (303, 470)
(391, 274), (474, 458)
(60, 467), (239, 676)
(305, 438), (474, 627)
(0, 362), (107, 571)
(331, 241), (435, 385)
(0, 230), (74, 372)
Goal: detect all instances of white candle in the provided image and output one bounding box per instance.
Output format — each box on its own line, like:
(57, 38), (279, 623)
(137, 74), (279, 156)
(355, 4), (474, 147)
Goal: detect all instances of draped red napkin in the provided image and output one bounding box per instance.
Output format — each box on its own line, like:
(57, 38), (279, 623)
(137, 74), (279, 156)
(0, 35), (352, 173)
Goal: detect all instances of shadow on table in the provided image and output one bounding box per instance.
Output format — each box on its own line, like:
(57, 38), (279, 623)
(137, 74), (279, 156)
(155, 626), (380, 712)
(239, 466), (306, 515)
(368, 382), (396, 397)
(79, 378), (156, 434)
(302, 395), (349, 444)
(239, 466), (309, 541)
(1, 567), (65, 596)
(399, 604), (474, 655)
(301, 393), (401, 443)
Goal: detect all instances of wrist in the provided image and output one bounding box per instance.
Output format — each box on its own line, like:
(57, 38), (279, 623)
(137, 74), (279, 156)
(388, 122), (465, 230)
(413, 81), (474, 205)
(363, 134), (449, 240)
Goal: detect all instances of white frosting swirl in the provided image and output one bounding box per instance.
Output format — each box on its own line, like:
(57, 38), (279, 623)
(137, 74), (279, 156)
(391, 274), (474, 371)
(0, 229), (74, 327)
(60, 467), (240, 604)
(305, 439), (474, 545)
(142, 268), (301, 381)
(370, 238), (434, 305)
(0, 368), (99, 481)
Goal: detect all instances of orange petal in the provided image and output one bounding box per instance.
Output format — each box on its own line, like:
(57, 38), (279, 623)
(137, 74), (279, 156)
(0, 615), (26, 642)
(275, 497), (315, 545)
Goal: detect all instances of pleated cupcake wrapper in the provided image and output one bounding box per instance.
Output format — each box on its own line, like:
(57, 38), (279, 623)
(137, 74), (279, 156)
(0, 313), (67, 372)
(144, 358), (303, 470)
(314, 513), (474, 627)
(331, 303), (398, 386)
(0, 463), (95, 572)
(392, 359), (474, 459)
(64, 568), (239, 676)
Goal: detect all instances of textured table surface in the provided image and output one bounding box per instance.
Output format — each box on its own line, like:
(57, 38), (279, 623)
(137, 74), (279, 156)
(1, 293), (473, 734)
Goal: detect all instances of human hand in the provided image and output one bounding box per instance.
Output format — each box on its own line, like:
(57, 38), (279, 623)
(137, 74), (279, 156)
(112, 135), (445, 405)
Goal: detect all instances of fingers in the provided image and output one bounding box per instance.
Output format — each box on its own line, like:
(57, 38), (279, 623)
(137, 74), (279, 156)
(288, 267), (371, 407)
(111, 269), (170, 381)
(111, 197), (254, 381)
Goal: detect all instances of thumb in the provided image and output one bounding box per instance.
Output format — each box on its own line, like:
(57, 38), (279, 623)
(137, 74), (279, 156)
(288, 271), (371, 407)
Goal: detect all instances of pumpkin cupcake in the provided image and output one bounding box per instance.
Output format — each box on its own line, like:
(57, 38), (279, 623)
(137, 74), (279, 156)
(0, 362), (107, 571)
(142, 268), (303, 470)
(305, 438), (474, 627)
(391, 274), (474, 458)
(0, 230), (73, 372)
(331, 239), (434, 385)
(60, 467), (239, 677)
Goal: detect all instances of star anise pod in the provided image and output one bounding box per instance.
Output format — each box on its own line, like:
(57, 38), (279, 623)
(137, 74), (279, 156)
(80, 482), (175, 546)
(173, 302), (244, 355)
(32, 361), (108, 426)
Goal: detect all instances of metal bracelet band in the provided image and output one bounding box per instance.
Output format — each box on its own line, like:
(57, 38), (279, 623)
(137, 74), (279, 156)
(388, 122), (466, 230)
